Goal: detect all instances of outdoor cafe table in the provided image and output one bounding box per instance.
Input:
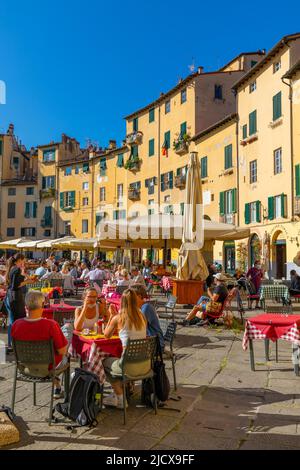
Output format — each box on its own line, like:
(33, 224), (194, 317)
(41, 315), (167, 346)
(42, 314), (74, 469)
(243, 313), (300, 375)
(259, 285), (290, 307)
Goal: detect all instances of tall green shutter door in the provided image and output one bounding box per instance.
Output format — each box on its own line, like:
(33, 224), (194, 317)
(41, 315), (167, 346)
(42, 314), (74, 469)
(45, 206), (52, 220)
(249, 110), (257, 135)
(245, 203), (250, 225)
(268, 196), (274, 220)
(281, 193), (287, 218)
(25, 202), (30, 218)
(149, 139), (155, 157)
(60, 193), (64, 209)
(273, 92), (282, 121)
(225, 145), (232, 169)
(70, 191), (76, 208)
(296, 164), (300, 197)
(220, 192), (225, 216)
(165, 131), (171, 149)
(33, 202), (37, 218)
(256, 201), (261, 222)
(42, 177), (46, 189)
(149, 108), (155, 123)
(161, 175), (165, 192)
(169, 172), (173, 189)
(180, 122), (187, 137)
(232, 188), (237, 213)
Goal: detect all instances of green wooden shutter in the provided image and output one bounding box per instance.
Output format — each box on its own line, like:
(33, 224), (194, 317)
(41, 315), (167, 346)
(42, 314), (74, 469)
(33, 202), (37, 218)
(25, 202), (30, 218)
(161, 174), (165, 192)
(268, 196), (274, 220)
(164, 131), (170, 149)
(149, 139), (155, 157)
(70, 191), (76, 208)
(169, 171), (173, 189)
(96, 215), (101, 227)
(242, 124), (247, 139)
(42, 177), (46, 189)
(132, 145), (138, 158)
(180, 203), (185, 215)
(296, 164), (300, 197)
(256, 201), (261, 223)
(245, 203), (250, 225)
(225, 145), (232, 169)
(180, 122), (187, 137)
(149, 108), (155, 123)
(232, 189), (237, 213)
(60, 193), (65, 209)
(273, 92), (282, 121)
(117, 154), (124, 167)
(133, 117), (138, 132)
(201, 157), (207, 178)
(281, 193), (287, 218)
(249, 110), (257, 135)
(220, 192), (225, 216)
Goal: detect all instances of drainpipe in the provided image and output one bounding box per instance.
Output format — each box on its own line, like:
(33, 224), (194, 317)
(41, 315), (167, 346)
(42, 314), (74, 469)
(158, 105), (161, 210)
(282, 74), (294, 221)
(235, 113), (240, 227)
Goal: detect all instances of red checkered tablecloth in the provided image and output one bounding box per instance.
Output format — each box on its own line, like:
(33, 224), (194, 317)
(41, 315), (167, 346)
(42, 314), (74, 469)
(243, 314), (300, 350)
(102, 285), (117, 296)
(86, 343), (110, 384)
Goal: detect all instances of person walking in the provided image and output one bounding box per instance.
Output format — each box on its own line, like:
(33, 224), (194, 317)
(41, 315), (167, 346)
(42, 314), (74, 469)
(4, 254), (35, 352)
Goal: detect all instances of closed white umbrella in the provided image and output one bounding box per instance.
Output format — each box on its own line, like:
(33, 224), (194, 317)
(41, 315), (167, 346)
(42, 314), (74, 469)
(17, 240), (46, 249)
(177, 152), (209, 281)
(0, 238), (32, 250)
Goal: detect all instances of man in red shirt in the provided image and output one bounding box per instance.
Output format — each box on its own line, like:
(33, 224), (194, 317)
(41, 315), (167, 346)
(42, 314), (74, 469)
(11, 290), (68, 398)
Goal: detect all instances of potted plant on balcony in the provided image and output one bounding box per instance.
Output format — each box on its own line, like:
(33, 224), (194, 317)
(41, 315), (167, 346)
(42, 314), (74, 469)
(126, 131), (143, 146)
(124, 156), (142, 171)
(173, 133), (190, 155)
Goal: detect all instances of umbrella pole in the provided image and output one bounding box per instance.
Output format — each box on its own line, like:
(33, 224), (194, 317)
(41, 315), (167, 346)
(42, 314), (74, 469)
(163, 240), (167, 268)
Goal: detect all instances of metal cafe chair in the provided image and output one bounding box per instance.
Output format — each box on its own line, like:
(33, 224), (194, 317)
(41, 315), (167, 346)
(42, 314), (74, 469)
(159, 319), (177, 390)
(11, 339), (70, 425)
(105, 337), (158, 425)
(165, 295), (177, 322)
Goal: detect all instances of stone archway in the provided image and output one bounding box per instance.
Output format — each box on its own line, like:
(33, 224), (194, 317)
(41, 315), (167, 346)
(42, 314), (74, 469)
(271, 230), (287, 279)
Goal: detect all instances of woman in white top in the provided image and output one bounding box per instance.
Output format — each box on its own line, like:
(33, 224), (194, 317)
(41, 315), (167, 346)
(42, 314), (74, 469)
(61, 263), (75, 292)
(103, 288), (147, 409)
(74, 288), (107, 331)
(116, 269), (131, 287)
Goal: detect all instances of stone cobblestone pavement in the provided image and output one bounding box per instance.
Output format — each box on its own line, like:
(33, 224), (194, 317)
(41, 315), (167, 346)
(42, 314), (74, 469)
(1, 307), (300, 450)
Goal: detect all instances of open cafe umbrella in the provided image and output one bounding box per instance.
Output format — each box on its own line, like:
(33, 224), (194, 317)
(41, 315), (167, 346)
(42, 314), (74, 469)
(177, 152), (209, 281)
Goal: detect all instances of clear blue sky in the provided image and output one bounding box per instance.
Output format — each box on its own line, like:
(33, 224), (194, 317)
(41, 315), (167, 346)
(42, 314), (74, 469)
(0, 0), (299, 149)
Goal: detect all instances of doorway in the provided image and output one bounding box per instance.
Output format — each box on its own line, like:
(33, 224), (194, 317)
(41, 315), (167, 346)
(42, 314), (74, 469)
(224, 241), (235, 275)
(275, 240), (287, 279)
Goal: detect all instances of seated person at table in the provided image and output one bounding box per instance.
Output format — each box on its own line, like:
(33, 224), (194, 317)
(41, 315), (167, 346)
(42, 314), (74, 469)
(78, 262), (90, 282)
(41, 264), (63, 281)
(87, 263), (106, 289)
(130, 284), (164, 350)
(11, 291), (68, 399)
(289, 270), (300, 296)
(74, 288), (107, 331)
(142, 259), (152, 279)
(185, 273), (228, 325)
(117, 269), (130, 287)
(102, 288), (148, 409)
(129, 266), (146, 288)
(61, 263), (75, 293)
(35, 261), (48, 279)
(114, 265), (124, 281)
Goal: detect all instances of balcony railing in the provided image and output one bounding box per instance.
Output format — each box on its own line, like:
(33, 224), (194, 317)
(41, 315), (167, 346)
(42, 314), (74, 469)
(40, 188), (56, 199)
(220, 213), (236, 225)
(128, 189), (141, 201)
(41, 218), (53, 228)
(126, 131), (143, 146)
(175, 175), (186, 189)
(173, 140), (189, 155)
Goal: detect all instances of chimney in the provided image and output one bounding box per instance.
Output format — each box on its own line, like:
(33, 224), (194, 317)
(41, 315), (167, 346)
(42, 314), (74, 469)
(108, 139), (117, 150)
(7, 123), (14, 135)
(198, 66), (204, 74)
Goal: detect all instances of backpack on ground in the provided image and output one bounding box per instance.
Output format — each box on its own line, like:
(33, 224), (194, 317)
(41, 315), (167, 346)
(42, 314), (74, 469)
(54, 368), (102, 427)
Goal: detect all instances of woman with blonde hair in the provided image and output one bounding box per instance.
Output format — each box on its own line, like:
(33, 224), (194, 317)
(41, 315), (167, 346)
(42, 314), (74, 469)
(61, 262), (75, 293)
(74, 288), (107, 331)
(116, 268), (130, 287)
(103, 288), (147, 409)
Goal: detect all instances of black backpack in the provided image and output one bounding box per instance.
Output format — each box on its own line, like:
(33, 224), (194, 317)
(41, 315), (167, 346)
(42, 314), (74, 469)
(55, 368), (102, 427)
(141, 342), (170, 407)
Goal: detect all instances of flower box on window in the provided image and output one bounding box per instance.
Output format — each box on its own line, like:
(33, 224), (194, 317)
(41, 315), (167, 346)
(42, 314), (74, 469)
(126, 131), (143, 146)
(124, 158), (142, 172)
(40, 188), (56, 199)
(175, 175), (186, 189)
(128, 189), (141, 201)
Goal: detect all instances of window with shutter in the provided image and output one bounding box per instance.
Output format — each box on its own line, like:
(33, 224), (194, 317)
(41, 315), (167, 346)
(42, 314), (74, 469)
(242, 124), (247, 140)
(164, 131), (171, 149)
(149, 139), (155, 157)
(232, 189), (237, 213)
(281, 194), (287, 218)
(273, 92), (282, 121)
(268, 196), (274, 220)
(180, 122), (187, 137)
(224, 145), (233, 169)
(201, 157), (208, 178)
(70, 191), (76, 208)
(149, 108), (155, 123)
(33, 202), (37, 218)
(117, 154), (124, 167)
(256, 201), (261, 223)
(133, 117), (138, 132)
(245, 203), (250, 225)
(220, 192), (225, 216)
(25, 202), (30, 218)
(296, 165), (300, 197)
(169, 172), (173, 189)
(249, 110), (257, 135)
(60, 193), (65, 209)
